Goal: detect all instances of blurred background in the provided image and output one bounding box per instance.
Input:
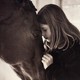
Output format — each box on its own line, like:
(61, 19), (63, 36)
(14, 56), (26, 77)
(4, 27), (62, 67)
(31, 0), (80, 31)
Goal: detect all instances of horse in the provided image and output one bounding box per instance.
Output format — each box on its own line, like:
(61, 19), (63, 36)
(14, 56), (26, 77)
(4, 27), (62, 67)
(0, 0), (45, 80)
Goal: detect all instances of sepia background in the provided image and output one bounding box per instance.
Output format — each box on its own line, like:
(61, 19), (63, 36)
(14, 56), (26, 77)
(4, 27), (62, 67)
(31, 0), (80, 31)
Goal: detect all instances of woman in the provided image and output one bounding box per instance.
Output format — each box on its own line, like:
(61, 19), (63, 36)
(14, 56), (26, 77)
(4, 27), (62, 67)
(37, 4), (80, 80)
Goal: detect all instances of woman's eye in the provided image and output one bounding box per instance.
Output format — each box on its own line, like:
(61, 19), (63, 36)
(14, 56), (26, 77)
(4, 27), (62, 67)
(42, 29), (47, 32)
(43, 30), (46, 32)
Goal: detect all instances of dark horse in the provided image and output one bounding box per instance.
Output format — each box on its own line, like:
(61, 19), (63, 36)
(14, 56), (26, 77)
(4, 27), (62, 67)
(0, 0), (45, 80)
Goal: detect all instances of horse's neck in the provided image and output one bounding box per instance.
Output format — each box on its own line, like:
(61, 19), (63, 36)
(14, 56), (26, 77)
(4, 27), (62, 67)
(0, 58), (22, 80)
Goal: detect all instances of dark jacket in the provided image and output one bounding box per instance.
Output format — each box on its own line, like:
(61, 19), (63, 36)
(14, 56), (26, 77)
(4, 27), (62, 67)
(46, 41), (80, 80)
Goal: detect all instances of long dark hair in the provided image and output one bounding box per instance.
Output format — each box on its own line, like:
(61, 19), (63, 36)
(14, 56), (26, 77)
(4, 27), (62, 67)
(0, 0), (45, 80)
(38, 4), (80, 51)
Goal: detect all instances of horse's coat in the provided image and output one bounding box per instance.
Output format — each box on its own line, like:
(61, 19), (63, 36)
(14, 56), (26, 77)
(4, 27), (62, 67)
(0, 0), (45, 80)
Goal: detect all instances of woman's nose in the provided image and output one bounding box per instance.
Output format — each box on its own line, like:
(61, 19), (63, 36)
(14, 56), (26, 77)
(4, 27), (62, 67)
(42, 32), (46, 38)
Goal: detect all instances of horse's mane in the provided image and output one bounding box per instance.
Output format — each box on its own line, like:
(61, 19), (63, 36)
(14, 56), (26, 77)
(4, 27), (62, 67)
(0, 0), (45, 80)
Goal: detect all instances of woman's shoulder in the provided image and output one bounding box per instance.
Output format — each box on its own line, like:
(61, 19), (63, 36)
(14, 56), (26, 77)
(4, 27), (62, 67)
(51, 41), (80, 59)
(68, 41), (80, 52)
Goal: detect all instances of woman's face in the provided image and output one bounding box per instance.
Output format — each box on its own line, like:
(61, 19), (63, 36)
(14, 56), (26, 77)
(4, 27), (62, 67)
(40, 24), (51, 40)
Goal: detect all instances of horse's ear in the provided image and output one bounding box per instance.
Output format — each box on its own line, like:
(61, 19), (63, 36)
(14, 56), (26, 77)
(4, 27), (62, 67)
(28, 0), (37, 11)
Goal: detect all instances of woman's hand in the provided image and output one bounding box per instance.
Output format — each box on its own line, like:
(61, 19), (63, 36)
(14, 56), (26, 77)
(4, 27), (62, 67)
(41, 53), (53, 69)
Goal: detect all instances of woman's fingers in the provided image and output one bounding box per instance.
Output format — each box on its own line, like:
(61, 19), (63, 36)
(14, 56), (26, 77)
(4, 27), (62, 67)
(41, 60), (48, 69)
(42, 53), (53, 69)
(46, 53), (53, 59)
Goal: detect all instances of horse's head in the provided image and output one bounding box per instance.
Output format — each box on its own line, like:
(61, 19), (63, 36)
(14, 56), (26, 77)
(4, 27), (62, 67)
(0, 0), (45, 80)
